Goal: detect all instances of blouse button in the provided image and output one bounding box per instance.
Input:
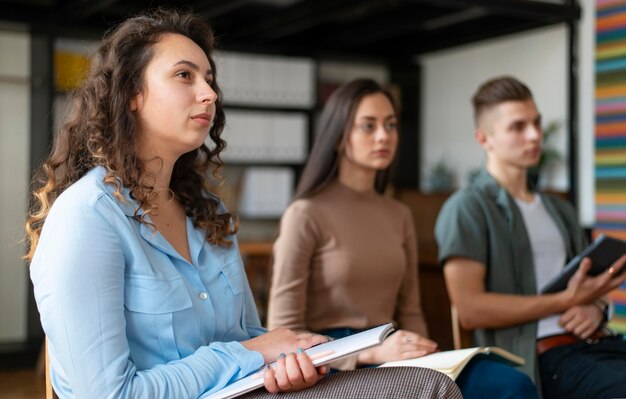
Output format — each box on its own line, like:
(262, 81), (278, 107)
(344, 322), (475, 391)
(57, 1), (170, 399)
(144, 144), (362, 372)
(199, 292), (208, 300)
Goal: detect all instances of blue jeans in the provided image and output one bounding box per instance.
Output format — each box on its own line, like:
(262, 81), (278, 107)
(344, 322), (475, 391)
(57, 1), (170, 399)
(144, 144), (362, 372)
(455, 356), (538, 399)
(321, 327), (539, 399)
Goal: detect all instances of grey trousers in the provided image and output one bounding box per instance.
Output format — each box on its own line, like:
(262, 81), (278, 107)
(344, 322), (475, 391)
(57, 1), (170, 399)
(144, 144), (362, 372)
(240, 367), (463, 399)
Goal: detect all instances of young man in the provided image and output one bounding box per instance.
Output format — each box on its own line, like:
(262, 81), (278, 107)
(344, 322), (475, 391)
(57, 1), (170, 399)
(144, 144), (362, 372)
(435, 76), (626, 398)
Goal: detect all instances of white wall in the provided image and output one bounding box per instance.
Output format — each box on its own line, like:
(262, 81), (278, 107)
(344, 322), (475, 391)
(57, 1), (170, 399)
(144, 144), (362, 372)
(419, 24), (568, 192)
(419, 1), (597, 227)
(0, 30), (30, 342)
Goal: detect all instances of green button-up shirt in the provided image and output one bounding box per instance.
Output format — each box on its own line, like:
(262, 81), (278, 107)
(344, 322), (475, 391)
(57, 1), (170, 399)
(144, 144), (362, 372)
(435, 169), (586, 381)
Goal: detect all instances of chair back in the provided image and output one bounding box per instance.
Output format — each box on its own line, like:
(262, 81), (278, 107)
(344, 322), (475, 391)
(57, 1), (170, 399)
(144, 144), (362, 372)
(450, 304), (473, 349)
(45, 339), (59, 399)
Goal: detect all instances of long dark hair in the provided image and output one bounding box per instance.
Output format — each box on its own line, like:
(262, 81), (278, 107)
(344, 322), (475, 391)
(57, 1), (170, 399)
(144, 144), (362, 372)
(294, 78), (398, 200)
(25, 8), (232, 260)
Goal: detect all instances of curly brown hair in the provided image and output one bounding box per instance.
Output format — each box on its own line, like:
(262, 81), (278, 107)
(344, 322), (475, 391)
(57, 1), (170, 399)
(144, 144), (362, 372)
(25, 8), (235, 261)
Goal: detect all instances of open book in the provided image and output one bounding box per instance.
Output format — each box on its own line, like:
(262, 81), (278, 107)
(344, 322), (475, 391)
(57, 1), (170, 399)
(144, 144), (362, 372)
(201, 323), (395, 399)
(379, 346), (525, 380)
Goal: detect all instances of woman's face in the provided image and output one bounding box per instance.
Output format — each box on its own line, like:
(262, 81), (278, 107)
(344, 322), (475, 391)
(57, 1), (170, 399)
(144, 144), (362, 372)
(132, 33), (218, 162)
(342, 92), (398, 172)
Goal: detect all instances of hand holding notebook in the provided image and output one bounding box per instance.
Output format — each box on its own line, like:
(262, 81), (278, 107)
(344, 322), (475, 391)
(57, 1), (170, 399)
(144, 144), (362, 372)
(201, 323), (395, 399)
(541, 234), (626, 294)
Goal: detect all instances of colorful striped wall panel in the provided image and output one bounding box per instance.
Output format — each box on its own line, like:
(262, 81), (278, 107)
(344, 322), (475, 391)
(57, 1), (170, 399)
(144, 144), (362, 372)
(596, 0), (626, 333)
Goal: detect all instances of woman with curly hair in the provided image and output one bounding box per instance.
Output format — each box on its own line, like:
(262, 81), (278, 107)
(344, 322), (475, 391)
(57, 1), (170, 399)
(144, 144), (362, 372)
(26, 8), (461, 399)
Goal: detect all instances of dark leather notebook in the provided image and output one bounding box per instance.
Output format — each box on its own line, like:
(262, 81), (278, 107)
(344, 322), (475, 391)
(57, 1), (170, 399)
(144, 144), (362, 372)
(541, 234), (626, 294)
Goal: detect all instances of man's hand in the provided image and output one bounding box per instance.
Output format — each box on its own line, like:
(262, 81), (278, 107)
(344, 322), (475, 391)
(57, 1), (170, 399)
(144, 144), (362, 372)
(559, 304), (604, 339)
(563, 255), (626, 307)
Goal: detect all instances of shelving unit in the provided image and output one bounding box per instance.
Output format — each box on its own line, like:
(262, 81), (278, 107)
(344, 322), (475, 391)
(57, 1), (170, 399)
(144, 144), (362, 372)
(215, 51), (316, 226)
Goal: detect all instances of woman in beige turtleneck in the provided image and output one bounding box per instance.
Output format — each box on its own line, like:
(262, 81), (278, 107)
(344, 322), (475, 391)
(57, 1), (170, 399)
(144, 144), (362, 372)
(268, 78), (435, 368)
(267, 78), (539, 399)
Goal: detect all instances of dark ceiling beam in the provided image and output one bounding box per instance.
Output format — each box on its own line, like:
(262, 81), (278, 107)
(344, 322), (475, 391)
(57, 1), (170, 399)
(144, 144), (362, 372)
(0, 4), (52, 25)
(332, 14), (423, 46)
(259, 2), (378, 41)
(405, 0), (580, 21)
(422, 6), (489, 31)
(226, 0), (369, 42)
(332, 6), (490, 47)
(193, 0), (256, 20)
(405, 18), (562, 54)
(56, 0), (123, 20)
(338, 0), (580, 45)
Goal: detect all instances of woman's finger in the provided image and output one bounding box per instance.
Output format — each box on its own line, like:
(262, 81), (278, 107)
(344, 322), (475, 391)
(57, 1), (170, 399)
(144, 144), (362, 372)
(284, 352), (304, 387)
(263, 365), (279, 394)
(400, 349), (428, 359)
(316, 365), (330, 376)
(273, 354), (292, 391)
(300, 333), (328, 348)
(296, 350), (319, 384)
(414, 335), (438, 350)
(295, 331), (314, 340)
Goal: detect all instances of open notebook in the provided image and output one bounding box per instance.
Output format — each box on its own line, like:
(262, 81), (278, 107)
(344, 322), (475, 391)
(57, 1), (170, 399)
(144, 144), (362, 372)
(379, 346), (525, 380)
(201, 323), (395, 399)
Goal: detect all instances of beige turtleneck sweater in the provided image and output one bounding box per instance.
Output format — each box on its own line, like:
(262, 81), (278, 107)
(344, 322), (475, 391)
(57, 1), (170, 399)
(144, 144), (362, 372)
(267, 180), (428, 343)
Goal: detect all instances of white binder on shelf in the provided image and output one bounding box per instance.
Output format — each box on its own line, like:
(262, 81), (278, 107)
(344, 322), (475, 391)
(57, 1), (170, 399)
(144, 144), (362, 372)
(238, 167), (294, 218)
(221, 110), (307, 163)
(272, 115), (308, 162)
(215, 51), (315, 108)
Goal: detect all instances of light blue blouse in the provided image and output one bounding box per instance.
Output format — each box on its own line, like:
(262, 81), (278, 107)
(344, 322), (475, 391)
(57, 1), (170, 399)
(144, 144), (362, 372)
(30, 166), (266, 399)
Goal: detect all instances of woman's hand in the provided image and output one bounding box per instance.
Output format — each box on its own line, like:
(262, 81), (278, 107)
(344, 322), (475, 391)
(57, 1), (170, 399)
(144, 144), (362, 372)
(241, 327), (328, 363)
(263, 350), (330, 393)
(559, 304), (604, 339)
(563, 255), (626, 308)
(357, 329), (438, 365)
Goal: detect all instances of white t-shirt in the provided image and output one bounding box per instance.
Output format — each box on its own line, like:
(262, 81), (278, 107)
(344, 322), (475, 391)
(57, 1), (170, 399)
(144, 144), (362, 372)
(515, 195), (567, 339)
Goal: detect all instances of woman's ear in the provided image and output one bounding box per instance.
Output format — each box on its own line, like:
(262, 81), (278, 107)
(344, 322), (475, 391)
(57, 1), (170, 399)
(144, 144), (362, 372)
(130, 91), (143, 112)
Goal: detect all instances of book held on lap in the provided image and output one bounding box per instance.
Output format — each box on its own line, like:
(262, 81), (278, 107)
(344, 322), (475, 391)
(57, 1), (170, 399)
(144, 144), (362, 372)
(201, 323), (395, 399)
(378, 346), (525, 381)
(540, 234), (626, 294)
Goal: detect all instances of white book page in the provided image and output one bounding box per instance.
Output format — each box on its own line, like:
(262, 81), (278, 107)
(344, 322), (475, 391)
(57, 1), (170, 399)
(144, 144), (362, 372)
(379, 347), (479, 373)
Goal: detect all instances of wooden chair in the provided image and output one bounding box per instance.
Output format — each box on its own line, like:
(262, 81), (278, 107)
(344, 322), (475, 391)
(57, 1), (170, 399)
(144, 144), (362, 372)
(45, 339), (59, 399)
(450, 304), (473, 350)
